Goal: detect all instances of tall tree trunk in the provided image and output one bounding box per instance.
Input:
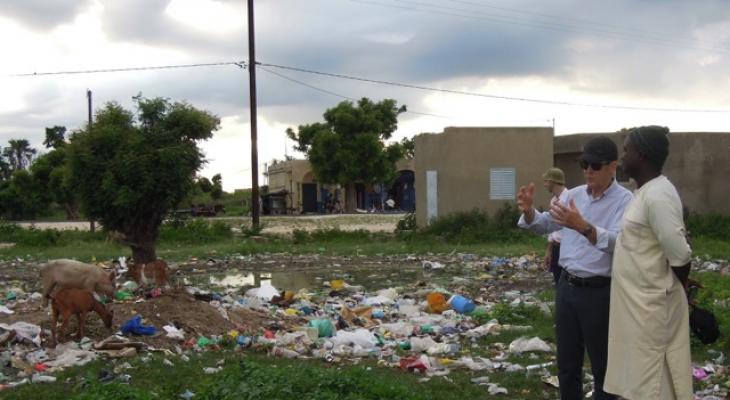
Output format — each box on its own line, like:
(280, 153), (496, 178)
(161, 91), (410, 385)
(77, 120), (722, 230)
(126, 228), (159, 264)
(345, 182), (358, 213)
(130, 241), (157, 265)
(65, 204), (78, 220)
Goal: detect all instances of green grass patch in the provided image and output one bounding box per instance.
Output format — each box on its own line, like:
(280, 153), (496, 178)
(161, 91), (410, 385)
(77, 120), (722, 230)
(418, 204), (539, 245)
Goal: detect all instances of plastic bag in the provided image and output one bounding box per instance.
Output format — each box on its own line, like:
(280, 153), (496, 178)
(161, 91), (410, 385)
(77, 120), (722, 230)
(690, 304), (720, 345)
(309, 318), (334, 337)
(121, 315), (156, 336)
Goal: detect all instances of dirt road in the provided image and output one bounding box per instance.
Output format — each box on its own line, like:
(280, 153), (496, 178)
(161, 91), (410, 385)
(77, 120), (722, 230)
(15, 213), (404, 234)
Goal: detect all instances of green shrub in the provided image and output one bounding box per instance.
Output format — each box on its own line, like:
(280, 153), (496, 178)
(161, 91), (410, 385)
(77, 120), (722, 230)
(686, 211), (730, 241)
(0, 223), (22, 241)
(310, 227), (369, 242)
(417, 204), (536, 244)
(289, 227), (373, 244)
(396, 212), (416, 231)
(0, 223), (104, 247)
(240, 221), (266, 237)
(159, 219), (233, 244)
(292, 228), (310, 243)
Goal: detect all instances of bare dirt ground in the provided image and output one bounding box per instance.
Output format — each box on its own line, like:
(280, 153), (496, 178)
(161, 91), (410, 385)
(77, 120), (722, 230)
(15, 213), (403, 234)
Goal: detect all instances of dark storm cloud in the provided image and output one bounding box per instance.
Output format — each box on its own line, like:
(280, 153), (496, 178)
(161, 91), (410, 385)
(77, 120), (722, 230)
(2, 0), (94, 30)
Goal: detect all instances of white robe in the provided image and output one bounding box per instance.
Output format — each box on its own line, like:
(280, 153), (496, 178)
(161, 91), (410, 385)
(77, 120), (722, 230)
(604, 176), (693, 400)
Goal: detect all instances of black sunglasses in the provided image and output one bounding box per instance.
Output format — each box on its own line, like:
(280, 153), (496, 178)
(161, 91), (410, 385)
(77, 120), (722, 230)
(579, 161), (610, 171)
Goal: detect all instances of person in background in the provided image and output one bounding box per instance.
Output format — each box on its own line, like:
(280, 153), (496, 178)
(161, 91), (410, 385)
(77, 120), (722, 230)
(517, 136), (632, 400)
(604, 126), (693, 400)
(542, 167), (569, 284)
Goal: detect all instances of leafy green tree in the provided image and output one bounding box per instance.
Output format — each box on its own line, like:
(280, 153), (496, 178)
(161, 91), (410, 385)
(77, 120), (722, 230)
(212, 173), (222, 186)
(210, 173), (223, 201)
(66, 96), (220, 262)
(0, 146), (10, 181)
(210, 185), (223, 201)
(43, 126), (67, 149)
(286, 98), (405, 212)
(30, 148), (78, 219)
(197, 177), (214, 193)
(0, 170), (47, 220)
(3, 139), (37, 171)
(399, 137), (415, 159)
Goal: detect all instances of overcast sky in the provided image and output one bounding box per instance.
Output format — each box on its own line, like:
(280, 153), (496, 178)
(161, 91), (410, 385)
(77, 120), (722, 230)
(2, 0), (729, 191)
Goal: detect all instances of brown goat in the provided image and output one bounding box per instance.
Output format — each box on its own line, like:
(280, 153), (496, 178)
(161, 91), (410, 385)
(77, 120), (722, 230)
(128, 259), (172, 289)
(49, 288), (114, 347)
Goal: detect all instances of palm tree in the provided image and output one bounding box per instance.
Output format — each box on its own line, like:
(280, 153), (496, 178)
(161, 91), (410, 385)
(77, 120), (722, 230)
(4, 139), (37, 171)
(0, 146), (10, 180)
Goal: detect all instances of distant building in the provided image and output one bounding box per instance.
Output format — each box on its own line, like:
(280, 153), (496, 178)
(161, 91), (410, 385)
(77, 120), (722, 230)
(266, 159), (415, 214)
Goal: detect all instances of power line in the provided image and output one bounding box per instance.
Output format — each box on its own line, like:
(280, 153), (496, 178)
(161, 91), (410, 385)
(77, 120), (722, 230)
(352, 0), (730, 54)
(448, 0), (729, 49)
(258, 65), (448, 118)
(6, 61), (245, 77)
(6, 59), (728, 113)
(259, 62), (730, 113)
(258, 65), (355, 101)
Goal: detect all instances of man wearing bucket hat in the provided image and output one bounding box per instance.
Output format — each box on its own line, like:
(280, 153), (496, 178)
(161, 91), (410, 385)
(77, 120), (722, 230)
(542, 168), (569, 285)
(604, 126), (693, 400)
(517, 136), (633, 400)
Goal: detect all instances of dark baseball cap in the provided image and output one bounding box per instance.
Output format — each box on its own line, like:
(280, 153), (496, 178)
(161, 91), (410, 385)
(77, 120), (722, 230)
(575, 136), (618, 164)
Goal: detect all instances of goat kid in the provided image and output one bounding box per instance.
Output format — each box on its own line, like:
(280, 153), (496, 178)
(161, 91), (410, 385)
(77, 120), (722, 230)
(128, 259), (172, 289)
(49, 288), (114, 347)
(40, 259), (117, 308)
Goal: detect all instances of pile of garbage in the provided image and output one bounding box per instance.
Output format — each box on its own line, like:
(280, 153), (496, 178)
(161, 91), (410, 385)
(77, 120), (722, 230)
(0, 253), (728, 398)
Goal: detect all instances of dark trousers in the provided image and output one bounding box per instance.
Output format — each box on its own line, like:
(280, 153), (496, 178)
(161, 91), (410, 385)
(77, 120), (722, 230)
(550, 244), (562, 285)
(555, 277), (616, 400)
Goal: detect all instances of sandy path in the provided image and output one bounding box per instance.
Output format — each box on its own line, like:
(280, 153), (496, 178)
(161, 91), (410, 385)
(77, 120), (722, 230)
(15, 213), (404, 234)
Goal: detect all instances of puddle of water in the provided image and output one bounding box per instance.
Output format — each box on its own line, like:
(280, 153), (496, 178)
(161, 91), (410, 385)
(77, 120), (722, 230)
(183, 265), (470, 294)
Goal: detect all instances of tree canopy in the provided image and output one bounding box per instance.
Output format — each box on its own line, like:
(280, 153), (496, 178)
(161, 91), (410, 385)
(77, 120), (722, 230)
(66, 96), (220, 262)
(31, 147), (78, 219)
(2, 139), (36, 172)
(0, 170), (46, 220)
(43, 126), (67, 149)
(286, 98), (405, 212)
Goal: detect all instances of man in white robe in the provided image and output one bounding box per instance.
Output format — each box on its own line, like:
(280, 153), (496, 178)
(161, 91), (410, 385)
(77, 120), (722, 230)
(604, 125), (693, 400)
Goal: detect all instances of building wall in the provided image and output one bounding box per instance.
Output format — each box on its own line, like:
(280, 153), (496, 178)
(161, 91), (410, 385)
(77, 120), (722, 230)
(554, 132), (730, 215)
(664, 132), (730, 215)
(414, 127), (554, 227)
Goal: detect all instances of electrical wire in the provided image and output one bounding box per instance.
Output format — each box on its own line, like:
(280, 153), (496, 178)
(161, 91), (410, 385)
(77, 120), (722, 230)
(7, 61), (245, 77)
(352, 0), (730, 54)
(6, 60), (729, 113)
(259, 62), (729, 113)
(447, 0), (729, 48)
(258, 65), (448, 118)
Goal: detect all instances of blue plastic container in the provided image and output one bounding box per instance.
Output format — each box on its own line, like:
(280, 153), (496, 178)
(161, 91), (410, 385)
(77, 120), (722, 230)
(448, 295), (476, 314)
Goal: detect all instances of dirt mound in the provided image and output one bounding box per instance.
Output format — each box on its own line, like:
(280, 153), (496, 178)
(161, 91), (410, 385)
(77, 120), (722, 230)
(3, 289), (307, 349)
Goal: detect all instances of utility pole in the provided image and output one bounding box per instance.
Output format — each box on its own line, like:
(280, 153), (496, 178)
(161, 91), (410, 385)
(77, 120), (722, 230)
(87, 89), (96, 233)
(247, 0), (260, 227)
